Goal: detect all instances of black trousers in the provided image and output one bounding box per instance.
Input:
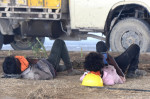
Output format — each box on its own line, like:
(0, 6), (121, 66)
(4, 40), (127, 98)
(47, 39), (72, 71)
(114, 44), (140, 73)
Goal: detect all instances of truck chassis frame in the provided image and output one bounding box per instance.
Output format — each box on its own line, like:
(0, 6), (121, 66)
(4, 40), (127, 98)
(0, 6), (61, 20)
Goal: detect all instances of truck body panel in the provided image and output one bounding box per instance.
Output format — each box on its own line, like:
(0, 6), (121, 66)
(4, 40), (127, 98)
(0, 0), (150, 30)
(69, 0), (124, 31)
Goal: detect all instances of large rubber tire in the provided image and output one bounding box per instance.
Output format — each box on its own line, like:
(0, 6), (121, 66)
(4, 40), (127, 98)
(11, 37), (45, 50)
(110, 18), (150, 52)
(0, 33), (3, 49)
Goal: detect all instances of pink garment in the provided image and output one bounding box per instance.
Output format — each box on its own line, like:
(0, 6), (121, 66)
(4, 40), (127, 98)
(102, 65), (124, 85)
(80, 71), (89, 81)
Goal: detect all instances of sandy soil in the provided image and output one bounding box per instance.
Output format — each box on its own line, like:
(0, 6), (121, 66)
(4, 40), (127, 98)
(0, 51), (150, 99)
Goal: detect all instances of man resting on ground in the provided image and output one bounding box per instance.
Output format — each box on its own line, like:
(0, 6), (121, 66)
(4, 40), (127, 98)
(2, 39), (82, 80)
(96, 41), (147, 79)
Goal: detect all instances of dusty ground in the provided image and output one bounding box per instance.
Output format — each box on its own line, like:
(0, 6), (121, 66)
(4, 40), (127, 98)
(0, 51), (150, 99)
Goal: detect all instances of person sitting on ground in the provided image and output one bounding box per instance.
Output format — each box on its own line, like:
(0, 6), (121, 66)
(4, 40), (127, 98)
(96, 41), (147, 78)
(80, 52), (104, 80)
(80, 52), (124, 86)
(2, 39), (82, 79)
(80, 52), (104, 87)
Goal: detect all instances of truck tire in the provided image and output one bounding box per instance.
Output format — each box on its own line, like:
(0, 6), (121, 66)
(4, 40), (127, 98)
(110, 18), (150, 52)
(0, 33), (3, 49)
(10, 37), (45, 50)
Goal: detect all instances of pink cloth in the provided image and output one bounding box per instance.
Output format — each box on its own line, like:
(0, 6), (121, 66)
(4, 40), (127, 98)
(102, 65), (123, 85)
(80, 71), (89, 81)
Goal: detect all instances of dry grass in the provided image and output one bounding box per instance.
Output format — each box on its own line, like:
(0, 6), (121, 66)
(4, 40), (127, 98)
(0, 51), (150, 99)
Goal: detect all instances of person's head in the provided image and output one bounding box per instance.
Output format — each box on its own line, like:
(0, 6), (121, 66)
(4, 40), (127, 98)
(96, 41), (108, 53)
(84, 52), (104, 72)
(3, 56), (21, 74)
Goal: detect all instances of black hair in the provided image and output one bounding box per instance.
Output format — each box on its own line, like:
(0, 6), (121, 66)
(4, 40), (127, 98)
(96, 41), (107, 53)
(84, 52), (104, 72)
(3, 56), (21, 74)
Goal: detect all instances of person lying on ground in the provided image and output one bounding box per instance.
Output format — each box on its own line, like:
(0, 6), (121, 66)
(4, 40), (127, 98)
(2, 39), (82, 80)
(96, 41), (147, 79)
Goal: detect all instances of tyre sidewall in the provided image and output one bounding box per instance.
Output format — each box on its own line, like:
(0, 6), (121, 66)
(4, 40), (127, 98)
(0, 33), (3, 49)
(11, 37), (45, 50)
(110, 18), (150, 52)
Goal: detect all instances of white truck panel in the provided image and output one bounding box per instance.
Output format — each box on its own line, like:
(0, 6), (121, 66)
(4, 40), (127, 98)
(70, 0), (124, 30)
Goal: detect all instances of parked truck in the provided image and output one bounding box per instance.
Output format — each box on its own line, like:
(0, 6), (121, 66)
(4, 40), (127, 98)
(0, 0), (150, 52)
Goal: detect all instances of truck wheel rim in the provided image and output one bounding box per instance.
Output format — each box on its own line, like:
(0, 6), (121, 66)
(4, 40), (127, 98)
(14, 37), (35, 48)
(121, 30), (142, 49)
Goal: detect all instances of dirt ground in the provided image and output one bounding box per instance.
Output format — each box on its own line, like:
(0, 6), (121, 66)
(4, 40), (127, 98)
(1, 51), (150, 99)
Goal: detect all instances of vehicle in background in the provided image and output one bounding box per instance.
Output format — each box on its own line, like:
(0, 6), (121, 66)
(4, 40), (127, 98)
(0, 0), (150, 52)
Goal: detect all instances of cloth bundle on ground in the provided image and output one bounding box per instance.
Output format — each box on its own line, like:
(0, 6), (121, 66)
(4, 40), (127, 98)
(80, 65), (124, 86)
(102, 65), (124, 85)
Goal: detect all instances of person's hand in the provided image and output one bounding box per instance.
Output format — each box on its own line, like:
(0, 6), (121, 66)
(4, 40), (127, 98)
(120, 76), (126, 82)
